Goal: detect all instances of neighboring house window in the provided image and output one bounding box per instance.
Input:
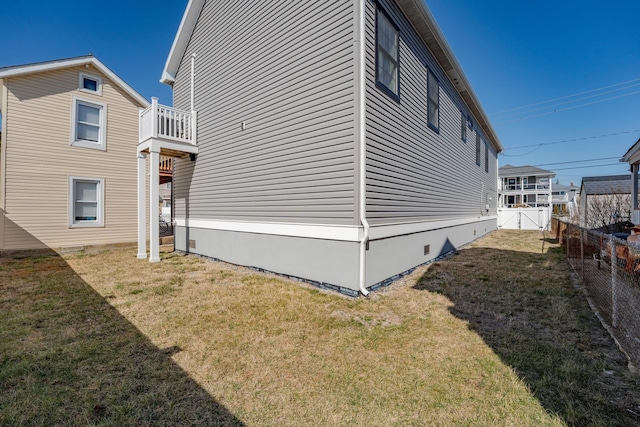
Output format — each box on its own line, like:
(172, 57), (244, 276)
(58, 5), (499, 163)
(79, 72), (102, 95)
(376, 7), (399, 100)
(485, 141), (489, 172)
(476, 135), (481, 166)
(71, 96), (107, 150)
(427, 69), (439, 132)
(69, 177), (104, 227)
(460, 111), (466, 142)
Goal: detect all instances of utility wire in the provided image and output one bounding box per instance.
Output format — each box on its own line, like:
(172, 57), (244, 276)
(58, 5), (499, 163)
(531, 157), (621, 167)
(542, 163), (625, 172)
(495, 89), (640, 125)
(493, 82), (640, 121)
(503, 128), (640, 151)
(491, 76), (640, 116)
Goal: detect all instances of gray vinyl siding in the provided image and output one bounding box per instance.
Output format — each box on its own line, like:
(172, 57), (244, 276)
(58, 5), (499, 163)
(171, 0), (358, 225)
(365, 0), (498, 225)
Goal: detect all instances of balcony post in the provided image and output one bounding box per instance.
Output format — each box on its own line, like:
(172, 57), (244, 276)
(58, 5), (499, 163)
(137, 152), (147, 259)
(191, 110), (197, 146)
(151, 97), (159, 139)
(149, 149), (161, 263)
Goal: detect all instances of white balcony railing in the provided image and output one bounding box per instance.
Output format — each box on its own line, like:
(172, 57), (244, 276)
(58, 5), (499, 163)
(551, 195), (569, 203)
(502, 184), (550, 192)
(139, 97), (196, 146)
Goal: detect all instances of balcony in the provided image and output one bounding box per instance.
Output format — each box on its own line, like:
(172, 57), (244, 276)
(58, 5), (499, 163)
(501, 183), (550, 192)
(138, 97), (198, 158)
(551, 194), (569, 204)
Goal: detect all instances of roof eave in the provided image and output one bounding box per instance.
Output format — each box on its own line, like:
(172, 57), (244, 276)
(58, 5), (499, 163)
(161, 0), (205, 87)
(161, 0), (503, 153)
(396, 0), (503, 153)
(621, 137), (640, 164)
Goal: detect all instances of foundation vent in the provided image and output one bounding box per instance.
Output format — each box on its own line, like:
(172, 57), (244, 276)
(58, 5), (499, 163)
(424, 245), (430, 255)
(189, 239), (196, 249)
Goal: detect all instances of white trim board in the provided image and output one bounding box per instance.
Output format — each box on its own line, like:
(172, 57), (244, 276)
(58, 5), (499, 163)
(174, 216), (498, 242)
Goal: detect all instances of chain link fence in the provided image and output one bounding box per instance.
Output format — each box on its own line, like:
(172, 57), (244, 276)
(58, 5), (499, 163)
(553, 218), (640, 369)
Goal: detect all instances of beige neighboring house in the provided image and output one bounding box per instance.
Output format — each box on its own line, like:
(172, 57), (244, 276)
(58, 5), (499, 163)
(0, 56), (149, 251)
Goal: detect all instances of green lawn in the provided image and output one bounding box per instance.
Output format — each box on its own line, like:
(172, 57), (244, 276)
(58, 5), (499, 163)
(1, 230), (638, 426)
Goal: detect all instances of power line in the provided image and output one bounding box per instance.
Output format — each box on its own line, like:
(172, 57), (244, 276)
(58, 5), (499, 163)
(493, 82), (640, 121)
(531, 157), (621, 167)
(544, 162), (626, 172)
(503, 128), (640, 151)
(490, 76), (640, 116)
(495, 89), (640, 125)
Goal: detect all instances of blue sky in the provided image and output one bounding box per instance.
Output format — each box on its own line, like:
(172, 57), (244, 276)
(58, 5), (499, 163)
(2, 0), (639, 186)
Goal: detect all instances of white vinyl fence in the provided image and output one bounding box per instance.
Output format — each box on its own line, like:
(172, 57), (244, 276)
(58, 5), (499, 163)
(498, 207), (551, 231)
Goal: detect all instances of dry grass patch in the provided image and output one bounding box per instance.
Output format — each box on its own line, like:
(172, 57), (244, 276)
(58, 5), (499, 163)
(2, 231), (639, 426)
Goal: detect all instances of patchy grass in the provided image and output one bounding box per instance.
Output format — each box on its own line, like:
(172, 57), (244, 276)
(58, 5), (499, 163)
(1, 230), (638, 426)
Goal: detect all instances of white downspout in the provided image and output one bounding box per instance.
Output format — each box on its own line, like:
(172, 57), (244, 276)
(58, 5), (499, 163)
(355, 0), (369, 296)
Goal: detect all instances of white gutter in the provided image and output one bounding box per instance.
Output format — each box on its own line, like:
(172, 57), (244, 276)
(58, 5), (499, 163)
(355, 0), (369, 296)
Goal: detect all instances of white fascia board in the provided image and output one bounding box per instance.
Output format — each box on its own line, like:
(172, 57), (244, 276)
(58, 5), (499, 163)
(621, 138), (640, 164)
(0, 56), (149, 108)
(137, 138), (199, 155)
(161, 0), (206, 85)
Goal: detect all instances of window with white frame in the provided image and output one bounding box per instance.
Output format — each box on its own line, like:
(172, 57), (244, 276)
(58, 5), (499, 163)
(460, 111), (466, 142)
(71, 96), (107, 150)
(69, 177), (104, 227)
(427, 69), (439, 132)
(79, 72), (102, 95)
(476, 134), (481, 166)
(376, 7), (399, 99)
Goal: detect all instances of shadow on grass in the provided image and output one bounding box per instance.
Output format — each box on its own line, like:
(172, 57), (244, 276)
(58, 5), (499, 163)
(0, 253), (244, 426)
(413, 244), (640, 426)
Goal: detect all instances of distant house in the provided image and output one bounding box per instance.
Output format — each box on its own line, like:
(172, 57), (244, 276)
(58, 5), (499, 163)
(551, 182), (578, 215)
(137, 0), (503, 296)
(578, 175), (635, 230)
(620, 137), (640, 225)
(0, 56), (148, 251)
(498, 165), (555, 208)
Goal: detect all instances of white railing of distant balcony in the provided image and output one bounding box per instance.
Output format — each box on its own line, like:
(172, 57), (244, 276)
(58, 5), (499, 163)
(551, 195), (569, 203)
(502, 183), (551, 191)
(139, 97), (196, 146)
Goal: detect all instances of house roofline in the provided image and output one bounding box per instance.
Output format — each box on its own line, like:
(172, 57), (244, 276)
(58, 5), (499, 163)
(395, 0), (502, 153)
(160, 0), (205, 86)
(160, 0), (502, 153)
(621, 137), (640, 164)
(0, 55), (149, 107)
